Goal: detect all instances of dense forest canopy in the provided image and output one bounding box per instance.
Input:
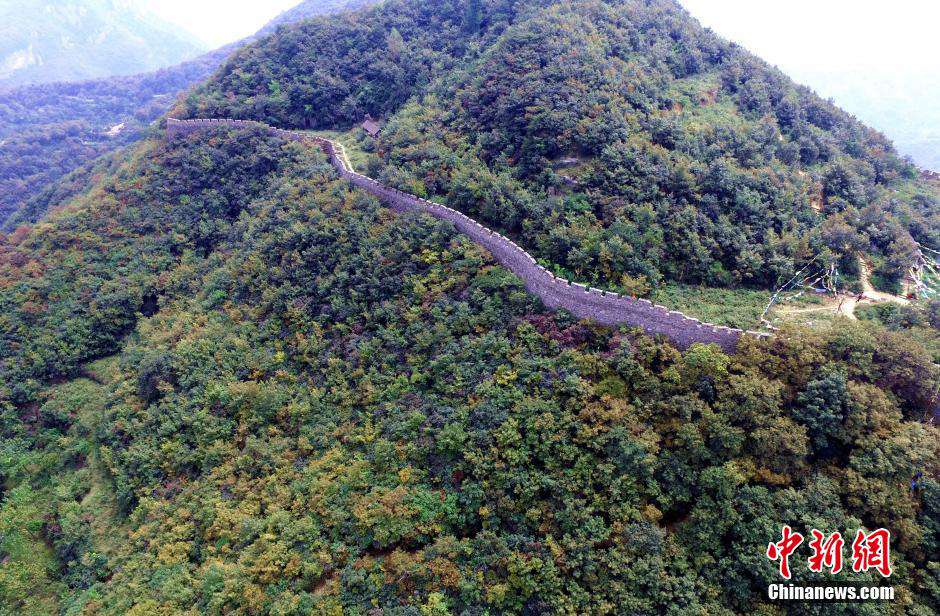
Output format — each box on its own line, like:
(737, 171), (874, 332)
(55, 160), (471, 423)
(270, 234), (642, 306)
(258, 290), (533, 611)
(0, 51), (226, 229)
(184, 0), (939, 295)
(1, 125), (937, 615)
(0, 0), (938, 614)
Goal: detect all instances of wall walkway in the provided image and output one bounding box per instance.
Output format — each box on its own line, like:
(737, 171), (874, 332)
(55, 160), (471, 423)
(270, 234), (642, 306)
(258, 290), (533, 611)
(167, 118), (770, 352)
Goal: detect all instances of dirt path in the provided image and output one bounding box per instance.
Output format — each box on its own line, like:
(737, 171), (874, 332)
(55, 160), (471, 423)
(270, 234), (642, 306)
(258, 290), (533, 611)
(772, 258), (910, 324)
(859, 257), (910, 306)
(775, 294), (858, 321)
(836, 295), (859, 319)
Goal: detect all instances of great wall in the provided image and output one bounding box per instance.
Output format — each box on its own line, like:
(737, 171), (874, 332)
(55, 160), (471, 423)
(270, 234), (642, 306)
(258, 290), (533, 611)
(167, 118), (771, 353)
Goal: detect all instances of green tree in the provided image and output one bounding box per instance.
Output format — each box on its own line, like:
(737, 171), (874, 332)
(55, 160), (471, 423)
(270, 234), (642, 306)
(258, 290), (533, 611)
(794, 368), (850, 454)
(463, 0), (483, 33)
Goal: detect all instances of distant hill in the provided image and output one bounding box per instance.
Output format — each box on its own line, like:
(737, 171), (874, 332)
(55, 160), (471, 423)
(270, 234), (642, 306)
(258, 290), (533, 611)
(0, 0), (374, 229)
(259, 0), (375, 35)
(0, 0), (206, 88)
(0, 48), (230, 228)
(795, 67), (940, 172)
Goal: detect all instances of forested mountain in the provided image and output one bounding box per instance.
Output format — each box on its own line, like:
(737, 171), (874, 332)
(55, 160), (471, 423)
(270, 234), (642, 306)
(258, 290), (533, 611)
(0, 0), (205, 88)
(0, 0), (938, 614)
(0, 48), (231, 229)
(0, 0), (373, 229)
(260, 0), (376, 35)
(185, 0), (939, 295)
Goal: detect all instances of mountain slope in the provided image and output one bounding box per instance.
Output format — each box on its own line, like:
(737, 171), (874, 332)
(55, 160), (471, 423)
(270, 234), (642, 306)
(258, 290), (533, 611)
(185, 0), (939, 297)
(1, 122), (938, 615)
(0, 49), (228, 229)
(0, 0), (205, 88)
(0, 0), (938, 613)
(0, 0), (374, 230)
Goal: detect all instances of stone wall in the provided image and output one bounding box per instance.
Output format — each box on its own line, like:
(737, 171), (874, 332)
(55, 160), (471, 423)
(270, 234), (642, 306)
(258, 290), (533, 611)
(167, 118), (770, 352)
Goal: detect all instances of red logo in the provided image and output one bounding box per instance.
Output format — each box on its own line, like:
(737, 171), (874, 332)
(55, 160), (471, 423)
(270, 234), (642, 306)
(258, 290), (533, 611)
(767, 525), (804, 580)
(851, 529), (893, 578)
(767, 527), (892, 579)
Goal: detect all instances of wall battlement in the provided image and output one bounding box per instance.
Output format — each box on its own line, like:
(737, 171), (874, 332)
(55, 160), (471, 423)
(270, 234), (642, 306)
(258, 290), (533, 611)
(167, 118), (769, 352)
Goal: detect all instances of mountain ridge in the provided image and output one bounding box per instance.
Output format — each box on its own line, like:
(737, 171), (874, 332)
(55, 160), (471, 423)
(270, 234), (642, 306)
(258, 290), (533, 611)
(183, 0), (939, 296)
(0, 0), (206, 87)
(0, 0), (375, 229)
(167, 116), (768, 351)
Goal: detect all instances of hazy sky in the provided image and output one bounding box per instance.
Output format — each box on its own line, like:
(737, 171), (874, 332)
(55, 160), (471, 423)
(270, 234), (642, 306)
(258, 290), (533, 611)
(150, 0), (940, 74)
(143, 0), (299, 47)
(678, 0), (940, 75)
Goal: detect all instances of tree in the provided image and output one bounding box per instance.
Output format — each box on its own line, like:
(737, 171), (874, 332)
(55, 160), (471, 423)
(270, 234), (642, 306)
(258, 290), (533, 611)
(794, 368), (850, 455)
(387, 27), (405, 59)
(463, 0), (483, 33)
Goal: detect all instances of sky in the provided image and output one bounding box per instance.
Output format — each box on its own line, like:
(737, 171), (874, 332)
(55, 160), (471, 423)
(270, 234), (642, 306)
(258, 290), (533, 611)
(143, 0), (300, 47)
(147, 0), (940, 75)
(678, 0), (940, 75)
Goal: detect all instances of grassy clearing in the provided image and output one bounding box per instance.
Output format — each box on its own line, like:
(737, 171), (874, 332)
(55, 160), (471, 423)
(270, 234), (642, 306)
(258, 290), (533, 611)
(308, 127), (377, 171)
(650, 284), (771, 330)
(0, 485), (63, 615)
(41, 370), (126, 553)
(771, 304), (843, 329)
(649, 284), (842, 332)
(84, 355), (121, 383)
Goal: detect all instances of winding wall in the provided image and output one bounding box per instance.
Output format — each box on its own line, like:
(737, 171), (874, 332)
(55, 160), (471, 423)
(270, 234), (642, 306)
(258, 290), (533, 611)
(167, 118), (769, 352)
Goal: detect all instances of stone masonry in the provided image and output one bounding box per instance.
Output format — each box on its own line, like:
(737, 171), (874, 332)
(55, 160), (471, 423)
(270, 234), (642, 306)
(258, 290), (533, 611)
(167, 118), (771, 352)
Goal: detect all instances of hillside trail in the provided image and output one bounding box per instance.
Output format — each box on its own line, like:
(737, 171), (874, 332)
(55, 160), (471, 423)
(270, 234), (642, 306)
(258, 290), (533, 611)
(836, 294), (860, 320)
(773, 294), (858, 321)
(831, 258), (909, 319)
(771, 257), (911, 322)
(858, 257), (910, 306)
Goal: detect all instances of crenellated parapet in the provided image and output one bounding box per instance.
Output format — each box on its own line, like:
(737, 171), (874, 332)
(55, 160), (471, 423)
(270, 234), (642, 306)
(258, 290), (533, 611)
(167, 118), (769, 352)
